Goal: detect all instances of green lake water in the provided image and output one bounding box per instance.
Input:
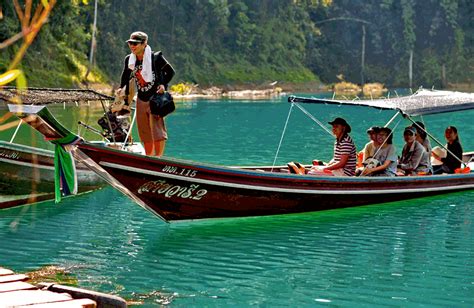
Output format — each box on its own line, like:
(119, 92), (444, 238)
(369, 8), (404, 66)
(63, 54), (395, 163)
(1, 93), (473, 306)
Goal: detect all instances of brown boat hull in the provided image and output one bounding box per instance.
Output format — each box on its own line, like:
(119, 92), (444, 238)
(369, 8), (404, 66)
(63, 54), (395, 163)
(78, 144), (474, 222)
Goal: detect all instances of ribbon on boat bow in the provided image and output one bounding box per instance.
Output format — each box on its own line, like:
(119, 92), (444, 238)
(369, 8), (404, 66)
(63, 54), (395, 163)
(50, 133), (80, 203)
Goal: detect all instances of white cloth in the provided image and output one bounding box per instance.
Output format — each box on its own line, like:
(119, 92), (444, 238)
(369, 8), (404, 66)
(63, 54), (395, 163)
(307, 165), (346, 177)
(128, 45), (153, 83)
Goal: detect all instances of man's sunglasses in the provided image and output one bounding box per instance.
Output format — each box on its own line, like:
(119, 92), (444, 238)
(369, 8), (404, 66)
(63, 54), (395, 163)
(128, 41), (142, 46)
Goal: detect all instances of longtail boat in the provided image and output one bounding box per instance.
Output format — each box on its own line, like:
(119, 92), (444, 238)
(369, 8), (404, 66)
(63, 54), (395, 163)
(0, 87), (142, 209)
(0, 140), (104, 209)
(7, 89), (474, 222)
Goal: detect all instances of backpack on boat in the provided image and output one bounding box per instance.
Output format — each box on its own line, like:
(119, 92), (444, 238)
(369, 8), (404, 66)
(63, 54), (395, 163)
(97, 111), (130, 142)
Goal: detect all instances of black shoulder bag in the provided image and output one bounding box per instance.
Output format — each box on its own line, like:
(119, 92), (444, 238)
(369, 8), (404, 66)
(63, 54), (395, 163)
(149, 51), (175, 117)
(150, 91), (175, 117)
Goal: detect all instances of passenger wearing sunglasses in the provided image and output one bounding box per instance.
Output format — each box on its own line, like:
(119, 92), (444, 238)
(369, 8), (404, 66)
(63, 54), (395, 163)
(119, 31), (175, 156)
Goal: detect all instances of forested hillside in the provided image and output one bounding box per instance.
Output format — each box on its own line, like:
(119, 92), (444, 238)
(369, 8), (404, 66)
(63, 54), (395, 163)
(1, 0), (472, 89)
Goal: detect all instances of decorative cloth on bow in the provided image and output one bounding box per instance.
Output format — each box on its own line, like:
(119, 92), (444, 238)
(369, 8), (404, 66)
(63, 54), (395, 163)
(128, 45), (153, 83)
(50, 133), (81, 203)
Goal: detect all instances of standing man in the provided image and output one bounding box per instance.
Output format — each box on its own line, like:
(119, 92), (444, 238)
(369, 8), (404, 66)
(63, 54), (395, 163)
(119, 31), (175, 156)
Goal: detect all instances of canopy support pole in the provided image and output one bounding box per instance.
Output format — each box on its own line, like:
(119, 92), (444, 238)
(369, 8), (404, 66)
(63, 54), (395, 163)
(293, 103), (333, 136)
(406, 115), (466, 168)
(384, 110), (400, 128)
(271, 103), (294, 171)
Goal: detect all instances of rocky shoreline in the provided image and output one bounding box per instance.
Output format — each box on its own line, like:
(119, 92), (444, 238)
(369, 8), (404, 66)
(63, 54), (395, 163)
(172, 86), (286, 100)
(86, 80), (473, 100)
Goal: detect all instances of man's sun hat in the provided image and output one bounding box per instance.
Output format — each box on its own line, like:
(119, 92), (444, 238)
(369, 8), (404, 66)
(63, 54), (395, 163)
(328, 117), (351, 133)
(126, 31), (148, 43)
(403, 126), (416, 136)
(366, 126), (381, 133)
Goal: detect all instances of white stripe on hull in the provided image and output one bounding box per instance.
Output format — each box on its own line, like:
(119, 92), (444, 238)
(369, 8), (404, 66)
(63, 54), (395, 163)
(99, 161), (474, 195)
(0, 157), (55, 171)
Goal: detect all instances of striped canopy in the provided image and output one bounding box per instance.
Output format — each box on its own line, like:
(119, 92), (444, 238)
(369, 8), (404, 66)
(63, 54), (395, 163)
(289, 89), (474, 116)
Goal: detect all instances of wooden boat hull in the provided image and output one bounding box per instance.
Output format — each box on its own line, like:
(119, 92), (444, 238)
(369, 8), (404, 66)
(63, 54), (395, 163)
(77, 144), (474, 222)
(0, 141), (105, 209)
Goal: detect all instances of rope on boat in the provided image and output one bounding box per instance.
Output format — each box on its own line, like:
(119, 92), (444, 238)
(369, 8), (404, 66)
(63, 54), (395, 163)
(271, 102), (294, 171)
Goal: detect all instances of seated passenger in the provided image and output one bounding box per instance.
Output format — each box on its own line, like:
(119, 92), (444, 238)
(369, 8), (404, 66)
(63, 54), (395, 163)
(412, 121), (432, 152)
(362, 126), (381, 162)
(308, 117), (356, 176)
(361, 127), (397, 176)
(398, 126), (430, 175)
(432, 126), (463, 174)
(355, 126), (381, 175)
(411, 121), (432, 173)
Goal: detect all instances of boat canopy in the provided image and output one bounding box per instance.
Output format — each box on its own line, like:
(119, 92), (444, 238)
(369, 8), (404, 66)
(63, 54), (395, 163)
(0, 86), (113, 105)
(289, 89), (474, 116)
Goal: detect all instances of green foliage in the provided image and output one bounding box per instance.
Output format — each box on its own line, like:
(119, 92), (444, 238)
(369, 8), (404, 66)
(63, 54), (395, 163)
(308, 0), (473, 88)
(400, 0), (416, 50)
(0, 0), (471, 89)
(0, 1), (105, 87)
(417, 49), (442, 87)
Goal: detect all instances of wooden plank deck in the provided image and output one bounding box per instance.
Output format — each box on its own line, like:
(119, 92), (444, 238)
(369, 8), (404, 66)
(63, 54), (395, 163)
(0, 266), (98, 307)
(0, 281), (36, 293)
